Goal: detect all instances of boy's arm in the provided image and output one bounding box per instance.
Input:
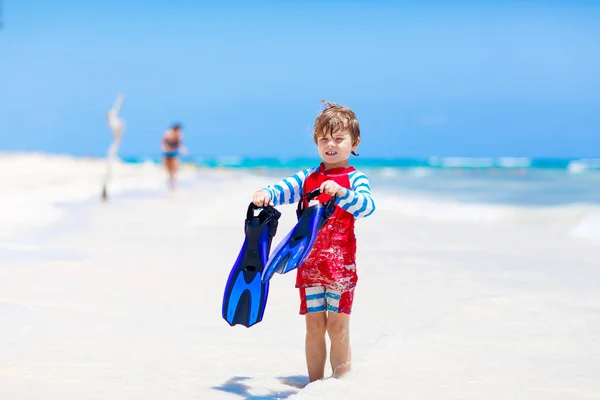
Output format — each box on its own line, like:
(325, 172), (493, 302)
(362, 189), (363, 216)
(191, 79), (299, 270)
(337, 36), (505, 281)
(262, 168), (313, 206)
(335, 171), (376, 219)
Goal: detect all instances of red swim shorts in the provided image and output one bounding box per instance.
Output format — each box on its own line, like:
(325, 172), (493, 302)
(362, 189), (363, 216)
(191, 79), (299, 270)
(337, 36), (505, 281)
(299, 286), (355, 315)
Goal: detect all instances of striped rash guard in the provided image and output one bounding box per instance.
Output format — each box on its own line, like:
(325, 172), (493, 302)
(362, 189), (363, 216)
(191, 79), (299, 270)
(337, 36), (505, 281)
(262, 164), (376, 289)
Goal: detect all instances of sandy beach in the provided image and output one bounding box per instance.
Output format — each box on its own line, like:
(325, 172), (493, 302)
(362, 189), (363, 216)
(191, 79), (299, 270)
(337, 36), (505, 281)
(0, 156), (599, 399)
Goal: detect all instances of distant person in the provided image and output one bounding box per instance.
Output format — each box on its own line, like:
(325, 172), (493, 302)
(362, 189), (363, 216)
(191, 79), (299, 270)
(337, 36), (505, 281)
(252, 101), (376, 382)
(102, 93), (125, 201)
(161, 123), (188, 189)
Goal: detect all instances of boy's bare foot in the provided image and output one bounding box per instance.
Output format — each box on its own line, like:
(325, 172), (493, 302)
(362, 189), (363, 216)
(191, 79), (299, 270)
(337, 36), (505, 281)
(331, 361), (351, 379)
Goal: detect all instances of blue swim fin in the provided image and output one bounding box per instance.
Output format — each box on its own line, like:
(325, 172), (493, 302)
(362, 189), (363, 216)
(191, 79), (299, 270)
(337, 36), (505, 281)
(222, 204), (281, 327)
(261, 189), (336, 282)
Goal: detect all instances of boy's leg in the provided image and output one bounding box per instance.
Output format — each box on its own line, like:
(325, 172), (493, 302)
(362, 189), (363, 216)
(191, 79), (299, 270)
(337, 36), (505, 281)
(300, 287), (328, 382)
(326, 311), (351, 378)
(325, 288), (354, 378)
(305, 312), (327, 382)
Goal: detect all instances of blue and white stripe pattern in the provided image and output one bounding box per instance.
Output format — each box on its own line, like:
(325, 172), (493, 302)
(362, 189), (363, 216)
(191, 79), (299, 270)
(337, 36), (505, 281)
(324, 290), (341, 312)
(305, 287), (326, 312)
(262, 167), (317, 206)
(335, 170), (376, 219)
(305, 286), (342, 312)
(262, 167), (376, 219)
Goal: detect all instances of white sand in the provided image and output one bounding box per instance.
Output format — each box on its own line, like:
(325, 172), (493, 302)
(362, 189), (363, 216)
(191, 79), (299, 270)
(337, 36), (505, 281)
(0, 155), (599, 399)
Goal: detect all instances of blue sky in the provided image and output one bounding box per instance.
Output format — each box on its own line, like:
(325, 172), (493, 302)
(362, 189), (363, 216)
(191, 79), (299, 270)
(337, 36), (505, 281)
(1, 0), (599, 158)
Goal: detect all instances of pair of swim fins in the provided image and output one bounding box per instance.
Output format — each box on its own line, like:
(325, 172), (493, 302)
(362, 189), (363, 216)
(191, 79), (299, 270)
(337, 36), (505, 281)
(222, 189), (336, 328)
(260, 189), (337, 282)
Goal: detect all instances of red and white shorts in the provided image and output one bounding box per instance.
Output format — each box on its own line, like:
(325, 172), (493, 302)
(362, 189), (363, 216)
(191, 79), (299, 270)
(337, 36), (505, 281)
(299, 285), (355, 315)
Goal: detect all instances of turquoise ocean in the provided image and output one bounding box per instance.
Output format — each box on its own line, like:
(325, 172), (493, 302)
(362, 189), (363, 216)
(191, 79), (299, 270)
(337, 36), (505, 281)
(121, 155), (600, 206)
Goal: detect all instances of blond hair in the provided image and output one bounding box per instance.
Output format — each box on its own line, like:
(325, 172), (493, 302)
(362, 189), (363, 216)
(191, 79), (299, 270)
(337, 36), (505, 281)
(313, 100), (360, 156)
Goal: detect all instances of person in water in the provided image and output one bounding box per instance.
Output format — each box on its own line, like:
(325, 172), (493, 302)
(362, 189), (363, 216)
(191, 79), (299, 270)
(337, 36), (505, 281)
(161, 123), (188, 189)
(252, 101), (376, 382)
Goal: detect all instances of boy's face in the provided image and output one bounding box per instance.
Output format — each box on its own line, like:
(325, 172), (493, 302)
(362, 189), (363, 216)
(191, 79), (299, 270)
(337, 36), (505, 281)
(316, 130), (360, 168)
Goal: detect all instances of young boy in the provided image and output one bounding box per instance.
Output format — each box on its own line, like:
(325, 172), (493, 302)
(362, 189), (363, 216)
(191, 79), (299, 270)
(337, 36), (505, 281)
(252, 101), (376, 382)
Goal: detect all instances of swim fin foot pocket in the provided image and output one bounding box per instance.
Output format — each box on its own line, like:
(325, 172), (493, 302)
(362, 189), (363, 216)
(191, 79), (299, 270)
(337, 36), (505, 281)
(222, 204), (281, 327)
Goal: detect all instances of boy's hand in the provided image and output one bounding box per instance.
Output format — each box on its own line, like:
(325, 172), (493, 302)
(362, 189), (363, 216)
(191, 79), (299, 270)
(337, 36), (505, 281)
(320, 180), (346, 197)
(253, 190), (273, 207)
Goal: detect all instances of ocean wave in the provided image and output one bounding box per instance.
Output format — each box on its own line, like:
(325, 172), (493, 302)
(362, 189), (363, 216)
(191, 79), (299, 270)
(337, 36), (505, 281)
(374, 190), (600, 239)
(378, 167), (399, 178)
(16, 152), (595, 172)
(432, 157), (496, 168)
(427, 156), (533, 169)
(214, 156), (244, 167)
(496, 157), (532, 168)
(375, 192), (506, 223)
(567, 158), (600, 174)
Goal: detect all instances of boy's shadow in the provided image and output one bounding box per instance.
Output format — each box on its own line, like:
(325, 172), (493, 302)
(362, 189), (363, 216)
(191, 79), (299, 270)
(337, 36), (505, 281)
(212, 375), (309, 400)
